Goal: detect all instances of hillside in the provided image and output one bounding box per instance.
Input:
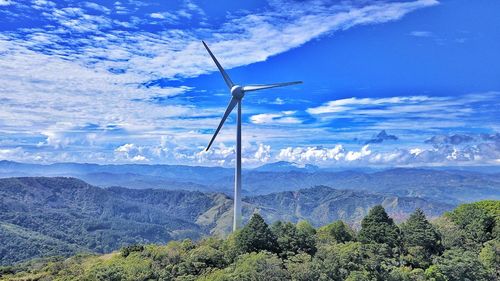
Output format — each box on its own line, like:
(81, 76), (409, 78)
(247, 186), (452, 228)
(0, 177), (453, 265)
(1, 201), (498, 281)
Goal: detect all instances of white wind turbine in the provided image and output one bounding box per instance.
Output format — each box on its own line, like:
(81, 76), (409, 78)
(202, 41), (302, 231)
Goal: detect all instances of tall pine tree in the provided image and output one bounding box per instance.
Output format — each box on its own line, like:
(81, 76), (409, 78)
(358, 205), (401, 249)
(236, 213), (279, 254)
(400, 209), (443, 268)
(401, 209), (442, 254)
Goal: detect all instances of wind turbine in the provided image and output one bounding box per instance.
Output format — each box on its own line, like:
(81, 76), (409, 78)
(202, 41), (302, 231)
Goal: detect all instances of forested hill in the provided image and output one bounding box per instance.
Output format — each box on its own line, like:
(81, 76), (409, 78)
(0, 177), (453, 265)
(1, 201), (498, 281)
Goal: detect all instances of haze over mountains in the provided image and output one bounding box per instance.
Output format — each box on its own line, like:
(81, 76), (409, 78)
(1, 160), (499, 204)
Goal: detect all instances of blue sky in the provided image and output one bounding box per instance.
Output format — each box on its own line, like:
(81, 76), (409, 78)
(0, 0), (499, 167)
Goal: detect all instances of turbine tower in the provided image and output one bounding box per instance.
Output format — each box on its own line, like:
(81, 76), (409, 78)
(202, 41), (302, 231)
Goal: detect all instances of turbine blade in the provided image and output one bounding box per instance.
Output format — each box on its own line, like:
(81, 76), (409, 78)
(206, 97), (238, 151)
(202, 41), (234, 89)
(242, 81), (302, 92)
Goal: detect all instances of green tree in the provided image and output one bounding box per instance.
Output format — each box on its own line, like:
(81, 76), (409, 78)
(479, 239), (500, 280)
(446, 204), (495, 248)
(387, 266), (427, 281)
(316, 220), (355, 244)
(271, 221), (300, 257)
(285, 253), (320, 281)
(183, 244), (226, 275)
(296, 220), (317, 255)
(429, 249), (490, 281)
(400, 209), (442, 268)
(235, 214), (278, 254)
(314, 241), (364, 281)
(229, 251), (289, 281)
(93, 265), (124, 281)
(358, 205), (401, 249)
(220, 231), (242, 264)
(467, 200), (500, 239)
(271, 221), (316, 257)
(120, 244), (144, 257)
(359, 243), (398, 279)
(345, 270), (372, 281)
(432, 216), (465, 250)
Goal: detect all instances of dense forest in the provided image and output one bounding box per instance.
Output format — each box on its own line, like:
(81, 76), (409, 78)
(1, 200), (498, 281)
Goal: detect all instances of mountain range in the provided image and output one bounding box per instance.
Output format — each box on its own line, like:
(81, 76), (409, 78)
(1, 161), (499, 204)
(0, 176), (455, 265)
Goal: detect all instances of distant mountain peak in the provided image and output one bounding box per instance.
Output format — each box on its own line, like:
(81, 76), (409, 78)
(254, 161), (319, 172)
(365, 130), (398, 144)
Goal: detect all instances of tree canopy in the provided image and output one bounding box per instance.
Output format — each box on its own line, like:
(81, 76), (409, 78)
(235, 213), (279, 254)
(1, 201), (498, 281)
(358, 205), (401, 249)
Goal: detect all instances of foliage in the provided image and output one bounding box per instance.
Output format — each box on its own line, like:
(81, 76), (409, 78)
(479, 239), (500, 280)
(432, 216), (465, 250)
(358, 205), (401, 250)
(228, 251), (289, 281)
(316, 220), (356, 244)
(1, 202), (499, 281)
(121, 245), (144, 257)
(285, 253), (319, 281)
(446, 203), (495, 248)
(461, 200), (500, 239)
(235, 214), (279, 254)
(295, 221), (317, 256)
(428, 249), (490, 281)
(271, 221), (316, 257)
(400, 209), (443, 267)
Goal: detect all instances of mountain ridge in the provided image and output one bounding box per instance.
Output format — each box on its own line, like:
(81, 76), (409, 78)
(0, 176), (455, 265)
(1, 161), (499, 205)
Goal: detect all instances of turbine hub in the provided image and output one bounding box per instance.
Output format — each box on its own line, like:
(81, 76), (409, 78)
(231, 85), (244, 99)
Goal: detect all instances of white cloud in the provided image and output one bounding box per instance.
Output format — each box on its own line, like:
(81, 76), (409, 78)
(84, 2), (110, 14)
(274, 138), (500, 167)
(114, 143), (149, 162)
(149, 11), (180, 23)
(306, 93), (500, 134)
(272, 97), (285, 105)
(277, 145), (346, 162)
(410, 148), (423, 156)
(250, 111), (301, 124)
(0, 0), (445, 165)
(253, 143), (271, 163)
(410, 30), (433, 37)
(345, 145), (372, 161)
(307, 96), (433, 115)
(150, 12), (164, 19)
(115, 143), (136, 153)
(0, 0), (14, 6)
(32, 0), (54, 6)
(131, 155), (148, 162)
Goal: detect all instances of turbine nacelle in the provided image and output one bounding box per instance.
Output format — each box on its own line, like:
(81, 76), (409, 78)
(231, 85), (244, 99)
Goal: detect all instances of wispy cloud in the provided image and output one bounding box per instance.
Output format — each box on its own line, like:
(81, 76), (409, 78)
(307, 96), (435, 115)
(306, 93), (500, 132)
(0, 0), (14, 6)
(410, 30), (433, 37)
(0, 0), (445, 165)
(250, 111), (301, 125)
